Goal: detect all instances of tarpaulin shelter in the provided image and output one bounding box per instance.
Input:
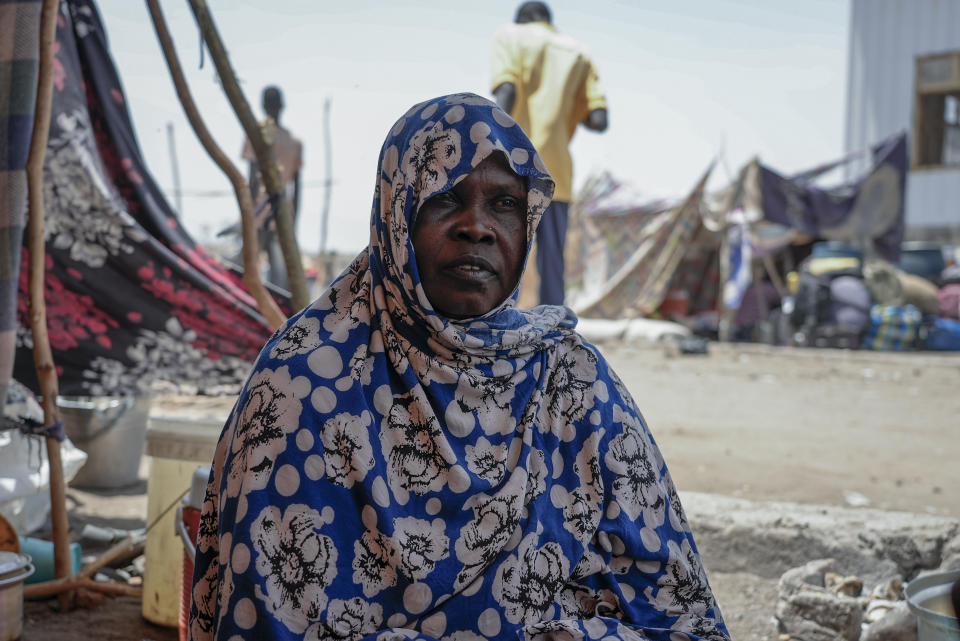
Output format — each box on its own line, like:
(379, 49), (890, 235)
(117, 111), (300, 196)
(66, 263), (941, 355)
(567, 133), (908, 322)
(11, 0), (280, 397)
(0, 1), (43, 408)
(567, 165), (717, 319)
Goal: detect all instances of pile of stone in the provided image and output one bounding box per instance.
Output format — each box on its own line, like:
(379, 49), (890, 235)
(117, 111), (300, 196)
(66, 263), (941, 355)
(679, 492), (960, 641)
(775, 558), (919, 641)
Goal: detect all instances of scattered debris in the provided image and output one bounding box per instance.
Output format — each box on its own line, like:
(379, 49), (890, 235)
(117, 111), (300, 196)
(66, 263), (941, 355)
(775, 559), (864, 641)
(843, 490), (871, 508)
(861, 601), (917, 641)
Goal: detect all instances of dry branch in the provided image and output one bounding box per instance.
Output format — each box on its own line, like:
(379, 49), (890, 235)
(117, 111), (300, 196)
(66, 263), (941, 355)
(145, 0), (285, 329)
(187, 0), (310, 310)
(77, 536), (143, 581)
(25, 0), (72, 613)
(23, 577), (142, 600)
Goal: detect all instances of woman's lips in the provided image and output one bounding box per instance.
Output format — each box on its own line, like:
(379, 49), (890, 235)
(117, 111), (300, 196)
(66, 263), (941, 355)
(443, 256), (496, 280)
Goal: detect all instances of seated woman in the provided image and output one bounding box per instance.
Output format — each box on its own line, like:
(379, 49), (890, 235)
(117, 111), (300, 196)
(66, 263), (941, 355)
(189, 93), (729, 641)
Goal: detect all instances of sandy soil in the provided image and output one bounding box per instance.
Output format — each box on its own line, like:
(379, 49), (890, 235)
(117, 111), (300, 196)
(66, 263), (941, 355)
(607, 341), (959, 518)
(19, 341), (960, 641)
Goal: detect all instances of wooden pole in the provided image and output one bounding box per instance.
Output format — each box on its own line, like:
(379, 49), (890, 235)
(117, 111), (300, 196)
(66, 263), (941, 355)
(24, 577), (142, 600)
(319, 97), (333, 285)
(186, 0), (310, 310)
(76, 536), (142, 581)
(717, 160), (752, 343)
(145, 0), (286, 329)
(165, 122), (183, 217)
(25, 0), (73, 612)
(19, 536), (144, 600)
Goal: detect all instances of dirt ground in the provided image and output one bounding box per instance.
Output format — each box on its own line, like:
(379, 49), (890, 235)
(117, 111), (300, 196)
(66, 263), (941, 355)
(20, 341), (960, 641)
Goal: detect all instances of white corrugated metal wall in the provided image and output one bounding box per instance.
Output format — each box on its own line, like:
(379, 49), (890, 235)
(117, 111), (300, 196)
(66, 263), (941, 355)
(845, 0), (960, 230)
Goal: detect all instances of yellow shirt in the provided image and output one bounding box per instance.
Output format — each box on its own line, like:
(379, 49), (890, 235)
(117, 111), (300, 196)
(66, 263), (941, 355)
(490, 22), (607, 202)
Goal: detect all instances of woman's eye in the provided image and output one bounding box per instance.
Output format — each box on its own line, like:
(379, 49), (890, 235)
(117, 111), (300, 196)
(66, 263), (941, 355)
(432, 192), (458, 206)
(422, 192), (456, 212)
(495, 196), (522, 210)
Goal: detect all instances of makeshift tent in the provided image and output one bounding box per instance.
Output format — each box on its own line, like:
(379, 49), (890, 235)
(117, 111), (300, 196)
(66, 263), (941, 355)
(0, 1), (42, 408)
(567, 164), (716, 319)
(13, 0), (280, 397)
(568, 133), (908, 322)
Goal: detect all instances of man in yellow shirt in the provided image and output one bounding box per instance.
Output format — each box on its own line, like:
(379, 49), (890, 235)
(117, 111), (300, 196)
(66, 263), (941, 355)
(491, 1), (608, 305)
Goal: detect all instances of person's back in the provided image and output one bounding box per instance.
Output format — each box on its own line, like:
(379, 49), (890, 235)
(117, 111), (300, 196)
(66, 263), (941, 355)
(491, 2), (607, 306)
(491, 21), (602, 203)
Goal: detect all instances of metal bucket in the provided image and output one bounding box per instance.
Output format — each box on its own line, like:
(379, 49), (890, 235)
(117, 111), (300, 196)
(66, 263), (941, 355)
(0, 552), (35, 641)
(59, 395), (152, 489)
(905, 568), (960, 641)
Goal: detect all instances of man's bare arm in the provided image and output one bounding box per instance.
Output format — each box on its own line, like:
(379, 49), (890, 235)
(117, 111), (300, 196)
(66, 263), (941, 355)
(493, 82), (516, 114)
(583, 108), (608, 132)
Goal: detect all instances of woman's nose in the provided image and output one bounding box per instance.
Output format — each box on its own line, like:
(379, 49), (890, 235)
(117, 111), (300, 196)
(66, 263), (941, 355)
(452, 203), (495, 242)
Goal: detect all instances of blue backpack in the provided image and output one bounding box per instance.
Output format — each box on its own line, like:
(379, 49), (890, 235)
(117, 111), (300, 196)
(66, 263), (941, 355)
(923, 317), (960, 351)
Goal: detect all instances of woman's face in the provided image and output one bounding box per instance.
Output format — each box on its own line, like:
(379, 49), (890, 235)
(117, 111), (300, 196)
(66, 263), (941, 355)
(412, 153), (527, 319)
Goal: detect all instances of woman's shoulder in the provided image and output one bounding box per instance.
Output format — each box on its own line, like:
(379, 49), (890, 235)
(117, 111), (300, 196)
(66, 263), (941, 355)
(549, 325), (610, 365)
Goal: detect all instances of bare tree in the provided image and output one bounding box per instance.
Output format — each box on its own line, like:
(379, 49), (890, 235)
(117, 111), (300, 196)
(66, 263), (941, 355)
(187, 0), (310, 310)
(146, 0), (286, 329)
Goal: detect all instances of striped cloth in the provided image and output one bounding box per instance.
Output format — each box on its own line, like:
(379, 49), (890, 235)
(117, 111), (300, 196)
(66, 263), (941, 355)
(862, 304), (922, 351)
(0, 0), (42, 408)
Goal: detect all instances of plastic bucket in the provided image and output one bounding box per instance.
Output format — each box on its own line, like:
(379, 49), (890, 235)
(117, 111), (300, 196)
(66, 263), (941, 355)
(177, 466), (208, 641)
(143, 416), (224, 628)
(18, 537), (81, 584)
(59, 396), (152, 489)
(905, 568), (960, 641)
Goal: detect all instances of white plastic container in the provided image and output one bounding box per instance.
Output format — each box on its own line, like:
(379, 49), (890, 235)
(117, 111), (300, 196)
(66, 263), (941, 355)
(142, 411), (229, 628)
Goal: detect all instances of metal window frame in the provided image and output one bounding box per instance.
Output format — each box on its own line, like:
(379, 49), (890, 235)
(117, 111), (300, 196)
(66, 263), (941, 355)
(912, 51), (960, 170)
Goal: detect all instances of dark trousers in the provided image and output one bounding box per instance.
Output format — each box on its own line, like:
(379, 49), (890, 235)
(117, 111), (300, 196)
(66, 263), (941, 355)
(261, 227), (288, 291)
(536, 200), (569, 306)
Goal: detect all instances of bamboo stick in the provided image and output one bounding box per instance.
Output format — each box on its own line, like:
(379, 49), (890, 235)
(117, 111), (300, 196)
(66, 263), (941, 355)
(145, 0), (286, 329)
(186, 0), (309, 310)
(25, 0), (72, 613)
(17, 535), (144, 600)
(76, 536), (143, 581)
(24, 577), (142, 600)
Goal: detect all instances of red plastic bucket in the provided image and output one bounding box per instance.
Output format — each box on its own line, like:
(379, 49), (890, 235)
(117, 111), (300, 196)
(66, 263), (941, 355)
(176, 465), (209, 641)
(177, 504), (200, 641)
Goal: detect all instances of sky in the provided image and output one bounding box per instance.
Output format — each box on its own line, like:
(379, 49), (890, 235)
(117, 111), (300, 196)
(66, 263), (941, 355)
(93, 0), (850, 256)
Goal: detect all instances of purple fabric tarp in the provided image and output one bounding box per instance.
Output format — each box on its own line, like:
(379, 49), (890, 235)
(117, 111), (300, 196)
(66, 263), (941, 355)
(759, 133), (908, 262)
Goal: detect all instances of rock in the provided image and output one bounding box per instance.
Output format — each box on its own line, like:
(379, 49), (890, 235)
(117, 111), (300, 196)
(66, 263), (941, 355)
(869, 577), (904, 602)
(940, 553), (960, 572)
(843, 490), (871, 508)
(940, 533), (960, 570)
(864, 598), (898, 623)
(826, 571), (863, 597)
(860, 601), (917, 641)
(776, 559), (863, 641)
(680, 492), (960, 581)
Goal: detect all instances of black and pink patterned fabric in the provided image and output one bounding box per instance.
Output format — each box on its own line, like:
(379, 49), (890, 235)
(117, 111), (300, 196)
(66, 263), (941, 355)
(14, 0), (278, 396)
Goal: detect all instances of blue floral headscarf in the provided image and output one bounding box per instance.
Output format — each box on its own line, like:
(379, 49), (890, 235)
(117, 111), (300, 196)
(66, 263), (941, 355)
(189, 93), (728, 641)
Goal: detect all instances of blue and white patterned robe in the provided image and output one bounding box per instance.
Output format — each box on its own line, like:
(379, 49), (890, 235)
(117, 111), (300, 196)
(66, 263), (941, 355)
(189, 93), (729, 641)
